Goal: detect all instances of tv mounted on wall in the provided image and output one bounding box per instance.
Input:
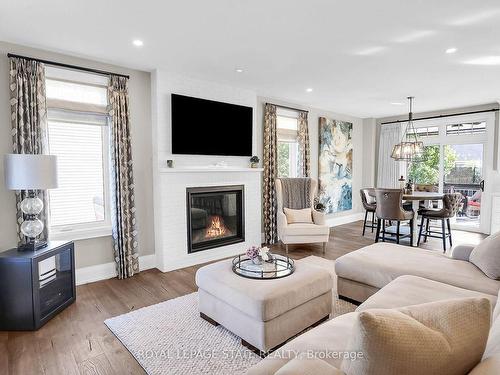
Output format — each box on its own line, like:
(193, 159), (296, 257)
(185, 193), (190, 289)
(171, 94), (253, 156)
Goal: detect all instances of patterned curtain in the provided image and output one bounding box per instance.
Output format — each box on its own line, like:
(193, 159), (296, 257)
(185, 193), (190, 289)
(9, 57), (49, 242)
(297, 111), (310, 177)
(263, 103), (278, 244)
(108, 75), (139, 279)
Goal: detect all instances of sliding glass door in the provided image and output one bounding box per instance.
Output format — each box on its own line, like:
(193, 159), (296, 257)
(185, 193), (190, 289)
(443, 144), (484, 230)
(406, 113), (494, 234)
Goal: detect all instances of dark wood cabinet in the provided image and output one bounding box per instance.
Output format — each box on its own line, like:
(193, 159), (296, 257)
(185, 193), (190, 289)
(0, 241), (75, 330)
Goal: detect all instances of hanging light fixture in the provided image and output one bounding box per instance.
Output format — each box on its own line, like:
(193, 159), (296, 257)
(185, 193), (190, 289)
(391, 96), (424, 162)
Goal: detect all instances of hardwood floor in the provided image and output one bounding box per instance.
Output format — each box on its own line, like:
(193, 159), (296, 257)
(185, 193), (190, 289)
(1, 220), (485, 375)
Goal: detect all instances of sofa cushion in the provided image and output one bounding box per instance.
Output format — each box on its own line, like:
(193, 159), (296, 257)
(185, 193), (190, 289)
(357, 275), (497, 312)
(284, 207), (313, 224)
(195, 259), (332, 321)
(282, 223), (330, 236)
(247, 312), (358, 374)
(342, 298), (491, 375)
(470, 231), (500, 280)
(335, 243), (500, 296)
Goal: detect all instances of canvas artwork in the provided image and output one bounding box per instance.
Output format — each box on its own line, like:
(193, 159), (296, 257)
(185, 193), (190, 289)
(318, 117), (353, 214)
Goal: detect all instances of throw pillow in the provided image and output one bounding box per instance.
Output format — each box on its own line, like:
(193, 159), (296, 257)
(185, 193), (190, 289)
(469, 231), (500, 279)
(284, 208), (313, 224)
(341, 298), (491, 375)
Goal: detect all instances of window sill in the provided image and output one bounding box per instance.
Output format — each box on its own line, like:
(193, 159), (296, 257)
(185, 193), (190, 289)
(49, 226), (112, 242)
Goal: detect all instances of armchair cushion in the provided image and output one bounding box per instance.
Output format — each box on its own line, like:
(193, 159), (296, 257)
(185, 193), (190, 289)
(451, 244), (475, 261)
(470, 231), (500, 279)
(282, 223), (330, 237)
(312, 210), (326, 225)
(284, 207), (313, 224)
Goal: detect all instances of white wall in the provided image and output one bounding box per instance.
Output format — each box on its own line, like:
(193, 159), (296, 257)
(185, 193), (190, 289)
(152, 70), (258, 170)
(0, 42), (155, 269)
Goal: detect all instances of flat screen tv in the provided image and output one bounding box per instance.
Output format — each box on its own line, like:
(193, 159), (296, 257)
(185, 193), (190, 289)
(171, 94), (253, 156)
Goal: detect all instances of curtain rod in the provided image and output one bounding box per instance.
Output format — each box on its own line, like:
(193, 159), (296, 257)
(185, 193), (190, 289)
(266, 102), (309, 113)
(380, 108), (499, 125)
(7, 53), (130, 79)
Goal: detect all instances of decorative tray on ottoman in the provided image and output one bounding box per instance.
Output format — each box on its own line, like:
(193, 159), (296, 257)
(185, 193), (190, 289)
(231, 253), (294, 279)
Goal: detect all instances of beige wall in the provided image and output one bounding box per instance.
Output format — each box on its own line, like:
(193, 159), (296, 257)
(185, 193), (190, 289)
(0, 42), (155, 269)
(256, 96), (365, 221)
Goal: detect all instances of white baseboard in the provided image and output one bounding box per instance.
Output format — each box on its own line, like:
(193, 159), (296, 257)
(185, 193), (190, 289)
(325, 212), (364, 227)
(75, 254), (157, 286)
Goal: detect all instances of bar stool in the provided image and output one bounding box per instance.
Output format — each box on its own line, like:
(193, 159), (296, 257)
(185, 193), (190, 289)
(360, 188), (376, 236)
(375, 188), (414, 245)
(418, 193), (462, 252)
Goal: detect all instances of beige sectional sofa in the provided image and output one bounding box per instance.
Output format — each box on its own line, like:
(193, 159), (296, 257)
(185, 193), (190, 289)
(247, 239), (500, 374)
(335, 242), (500, 302)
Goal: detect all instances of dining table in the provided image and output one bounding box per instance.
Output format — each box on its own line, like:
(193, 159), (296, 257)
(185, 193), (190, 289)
(403, 191), (444, 246)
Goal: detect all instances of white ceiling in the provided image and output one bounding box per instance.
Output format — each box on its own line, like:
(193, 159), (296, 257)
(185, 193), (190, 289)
(1, 0), (500, 118)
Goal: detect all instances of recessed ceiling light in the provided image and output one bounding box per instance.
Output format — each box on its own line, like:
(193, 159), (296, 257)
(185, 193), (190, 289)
(390, 102), (404, 105)
(235, 68), (244, 73)
(446, 47), (457, 54)
(464, 56), (500, 65)
(306, 88), (313, 93)
(132, 39), (144, 47)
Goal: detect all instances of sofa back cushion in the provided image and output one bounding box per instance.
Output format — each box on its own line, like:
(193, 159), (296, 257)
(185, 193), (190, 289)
(470, 231), (500, 279)
(341, 298), (491, 375)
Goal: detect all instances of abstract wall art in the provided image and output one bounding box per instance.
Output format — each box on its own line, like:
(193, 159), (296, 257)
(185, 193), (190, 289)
(318, 117), (353, 214)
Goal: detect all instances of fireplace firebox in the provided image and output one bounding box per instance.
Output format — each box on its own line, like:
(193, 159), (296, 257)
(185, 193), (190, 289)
(186, 185), (245, 253)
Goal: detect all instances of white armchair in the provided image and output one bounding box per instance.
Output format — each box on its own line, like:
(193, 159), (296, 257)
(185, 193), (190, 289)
(276, 178), (330, 254)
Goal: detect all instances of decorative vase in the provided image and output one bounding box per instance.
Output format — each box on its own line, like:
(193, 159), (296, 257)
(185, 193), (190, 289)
(251, 256), (263, 265)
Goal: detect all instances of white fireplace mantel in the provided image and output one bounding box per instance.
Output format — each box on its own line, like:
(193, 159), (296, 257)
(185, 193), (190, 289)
(154, 168), (263, 272)
(160, 167), (264, 173)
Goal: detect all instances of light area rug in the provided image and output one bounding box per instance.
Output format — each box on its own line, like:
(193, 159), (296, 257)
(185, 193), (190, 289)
(104, 256), (356, 375)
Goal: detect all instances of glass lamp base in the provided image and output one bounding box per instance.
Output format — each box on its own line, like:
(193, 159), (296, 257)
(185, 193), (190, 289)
(18, 240), (48, 252)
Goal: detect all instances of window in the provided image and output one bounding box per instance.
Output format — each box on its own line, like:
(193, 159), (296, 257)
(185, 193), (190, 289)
(277, 110), (299, 178)
(45, 68), (111, 240)
(446, 122), (486, 136)
(407, 126), (439, 139)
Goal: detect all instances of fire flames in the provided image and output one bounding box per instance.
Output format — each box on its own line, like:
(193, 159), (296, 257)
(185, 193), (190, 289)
(206, 216), (228, 238)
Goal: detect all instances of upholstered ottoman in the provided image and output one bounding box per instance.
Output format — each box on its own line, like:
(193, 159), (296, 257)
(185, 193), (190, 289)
(195, 258), (333, 353)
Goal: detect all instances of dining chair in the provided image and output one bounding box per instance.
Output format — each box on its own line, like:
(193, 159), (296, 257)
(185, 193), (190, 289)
(375, 188), (414, 245)
(417, 192), (463, 252)
(360, 188), (376, 236)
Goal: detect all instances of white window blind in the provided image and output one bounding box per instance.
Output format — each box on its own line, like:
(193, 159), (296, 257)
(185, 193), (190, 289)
(47, 116), (108, 227)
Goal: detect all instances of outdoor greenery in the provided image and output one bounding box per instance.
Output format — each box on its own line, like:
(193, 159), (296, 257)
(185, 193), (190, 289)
(407, 145), (457, 184)
(277, 142), (290, 178)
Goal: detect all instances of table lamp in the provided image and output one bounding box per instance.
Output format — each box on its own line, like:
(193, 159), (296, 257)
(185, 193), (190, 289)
(3, 154), (58, 251)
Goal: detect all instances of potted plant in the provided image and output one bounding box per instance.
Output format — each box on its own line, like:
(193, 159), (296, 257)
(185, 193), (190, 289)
(250, 156), (260, 168)
(246, 246), (262, 265)
(246, 246), (273, 265)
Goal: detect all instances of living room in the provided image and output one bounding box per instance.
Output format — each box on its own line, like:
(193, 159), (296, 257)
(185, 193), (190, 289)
(1, 1), (500, 374)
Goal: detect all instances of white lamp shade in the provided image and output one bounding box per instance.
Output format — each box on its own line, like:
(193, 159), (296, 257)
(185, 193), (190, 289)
(4, 154), (58, 190)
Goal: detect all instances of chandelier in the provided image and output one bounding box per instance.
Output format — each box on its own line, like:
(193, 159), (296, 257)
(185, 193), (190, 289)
(391, 96), (424, 162)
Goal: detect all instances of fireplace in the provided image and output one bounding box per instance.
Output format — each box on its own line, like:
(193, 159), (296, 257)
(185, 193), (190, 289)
(186, 185), (245, 253)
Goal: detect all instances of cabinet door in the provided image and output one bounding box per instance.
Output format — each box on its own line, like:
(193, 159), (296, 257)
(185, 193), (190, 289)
(34, 245), (75, 328)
